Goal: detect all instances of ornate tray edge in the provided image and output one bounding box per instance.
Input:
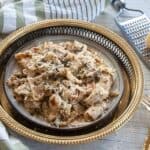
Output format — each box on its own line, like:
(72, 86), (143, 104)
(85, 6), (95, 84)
(0, 19), (144, 144)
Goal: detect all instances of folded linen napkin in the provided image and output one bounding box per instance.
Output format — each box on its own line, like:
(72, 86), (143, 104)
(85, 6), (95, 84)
(0, 0), (101, 34)
(0, 122), (29, 150)
(0, 0), (103, 149)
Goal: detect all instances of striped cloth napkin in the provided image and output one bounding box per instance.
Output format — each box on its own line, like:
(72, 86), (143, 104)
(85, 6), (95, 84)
(0, 122), (29, 150)
(0, 0), (102, 34)
(0, 0), (103, 149)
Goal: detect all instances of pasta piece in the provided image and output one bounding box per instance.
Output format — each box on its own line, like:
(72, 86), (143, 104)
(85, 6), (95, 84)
(15, 51), (32, 60)
(72, 103), (85, 114)
(48, 112), (57, 122)
(82, 86), (107, 106)
(27, 75), (45, 101)
(66, 69), (82, 84)
(49, 94), (62, 110)
(82, 73), (113, 106)
(14, 82), (31, 96)
(84, 103), (108, 121)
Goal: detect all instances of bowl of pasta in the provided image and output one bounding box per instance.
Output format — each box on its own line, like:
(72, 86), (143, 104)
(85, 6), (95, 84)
(0, 19), (143, 143)
(4, 38), (123, 134)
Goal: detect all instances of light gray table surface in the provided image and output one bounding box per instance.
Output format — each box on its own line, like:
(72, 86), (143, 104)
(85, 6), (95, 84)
(1, 0), (150, 150)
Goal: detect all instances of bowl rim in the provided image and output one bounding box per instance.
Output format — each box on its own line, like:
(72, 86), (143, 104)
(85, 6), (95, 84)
(0, 19), (143, 144)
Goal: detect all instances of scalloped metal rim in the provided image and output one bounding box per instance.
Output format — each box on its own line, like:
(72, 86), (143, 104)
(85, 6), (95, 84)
(0, 19), (143, 144)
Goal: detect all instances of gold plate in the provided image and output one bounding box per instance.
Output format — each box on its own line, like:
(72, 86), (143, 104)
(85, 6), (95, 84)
(0, 19), (143, 144)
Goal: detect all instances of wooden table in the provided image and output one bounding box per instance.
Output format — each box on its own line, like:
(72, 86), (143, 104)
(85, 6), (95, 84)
(1, 0), (150, 149)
